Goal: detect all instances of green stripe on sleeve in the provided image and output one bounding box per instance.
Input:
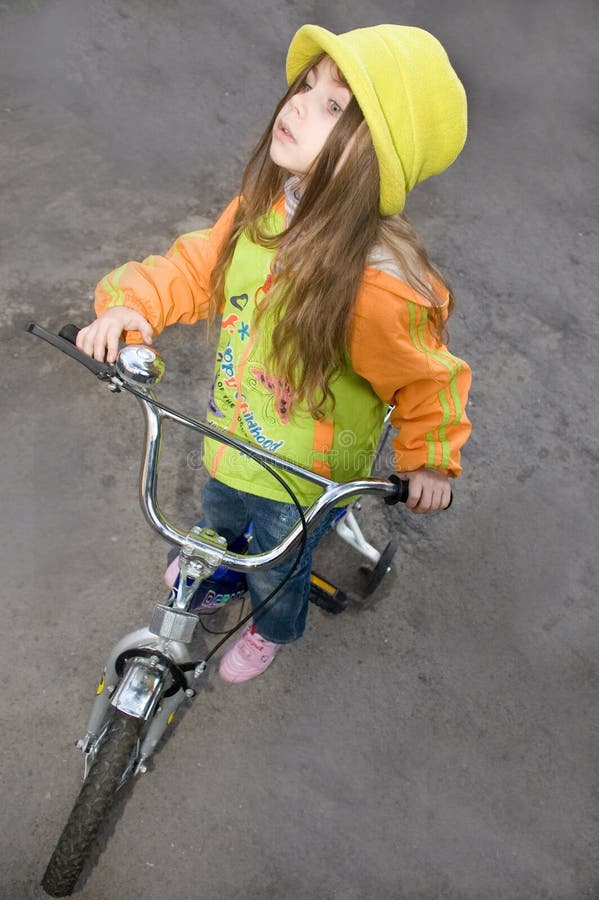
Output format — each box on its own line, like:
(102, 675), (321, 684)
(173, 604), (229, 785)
(407, 301), (461, 469)
(101, 264), (127, 308)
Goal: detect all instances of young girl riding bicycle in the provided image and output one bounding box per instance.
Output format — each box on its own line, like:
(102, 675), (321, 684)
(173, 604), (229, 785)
(77, 24), (472, 684)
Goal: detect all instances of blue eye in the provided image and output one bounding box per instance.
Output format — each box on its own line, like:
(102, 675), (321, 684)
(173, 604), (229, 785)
(329, 100), (343, 115)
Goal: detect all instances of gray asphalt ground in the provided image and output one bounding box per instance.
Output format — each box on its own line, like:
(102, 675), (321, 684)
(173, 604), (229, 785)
(1, 1), (598, 898)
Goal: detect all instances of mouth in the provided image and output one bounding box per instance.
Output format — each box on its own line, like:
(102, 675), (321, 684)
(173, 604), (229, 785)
(275, 119), (296, 142)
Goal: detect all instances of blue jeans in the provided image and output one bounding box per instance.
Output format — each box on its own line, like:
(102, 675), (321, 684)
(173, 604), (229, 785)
(198, 478), (339, 644)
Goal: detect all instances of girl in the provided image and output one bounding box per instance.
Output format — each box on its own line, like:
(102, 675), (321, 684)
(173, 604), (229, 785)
(76, 24), (472, 683)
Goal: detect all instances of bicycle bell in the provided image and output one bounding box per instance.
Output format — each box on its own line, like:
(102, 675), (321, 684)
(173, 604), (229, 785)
(115, 344), (166, 387)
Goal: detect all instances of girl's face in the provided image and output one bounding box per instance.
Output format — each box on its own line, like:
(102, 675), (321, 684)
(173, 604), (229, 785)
(270, 56), (352, 179)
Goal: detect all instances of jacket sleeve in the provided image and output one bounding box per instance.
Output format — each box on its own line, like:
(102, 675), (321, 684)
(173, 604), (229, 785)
(94, 196), (240, 342)
(349, 272), (472, 477)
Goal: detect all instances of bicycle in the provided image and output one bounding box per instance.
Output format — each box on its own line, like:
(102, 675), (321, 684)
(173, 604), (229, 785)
(26, 322), (410, 897)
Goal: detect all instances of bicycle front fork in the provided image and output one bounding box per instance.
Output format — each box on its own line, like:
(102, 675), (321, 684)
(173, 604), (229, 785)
(79, 613), (205, 775)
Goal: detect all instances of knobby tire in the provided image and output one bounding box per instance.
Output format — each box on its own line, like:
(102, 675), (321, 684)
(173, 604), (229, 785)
(41, 711), (141, 897)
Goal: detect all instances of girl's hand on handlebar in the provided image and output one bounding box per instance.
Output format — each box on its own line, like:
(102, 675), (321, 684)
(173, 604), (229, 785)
(76, 308), (154, 363)
(398, 468), (451, 514)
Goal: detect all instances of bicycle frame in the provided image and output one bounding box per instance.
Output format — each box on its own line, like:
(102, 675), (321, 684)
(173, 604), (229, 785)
(20, 328), (402, 775)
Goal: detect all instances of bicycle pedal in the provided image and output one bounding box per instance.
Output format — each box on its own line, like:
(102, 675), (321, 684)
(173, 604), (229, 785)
(309, 572), (348, 614)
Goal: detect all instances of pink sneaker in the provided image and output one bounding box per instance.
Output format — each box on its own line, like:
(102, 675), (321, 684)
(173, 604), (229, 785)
(164, 555), (180, 589)
(219, 623), (281, 683)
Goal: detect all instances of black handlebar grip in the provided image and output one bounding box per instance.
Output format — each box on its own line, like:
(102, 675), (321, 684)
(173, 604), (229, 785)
(25, 322), (116, 380)
(384, 473), (453, 509)
(58, 323), (80, 345)
(384, 474), (410, 504)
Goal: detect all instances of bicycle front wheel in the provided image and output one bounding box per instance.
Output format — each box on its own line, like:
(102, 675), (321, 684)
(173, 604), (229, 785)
(41, 711), (141, 897)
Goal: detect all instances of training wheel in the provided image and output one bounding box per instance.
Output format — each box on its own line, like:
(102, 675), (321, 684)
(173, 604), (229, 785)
(360, 537), (399, 597)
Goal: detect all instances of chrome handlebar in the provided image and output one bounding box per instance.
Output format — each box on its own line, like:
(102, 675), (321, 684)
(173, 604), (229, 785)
(26, 322), (406, 572)
(135, 391), (402, 571)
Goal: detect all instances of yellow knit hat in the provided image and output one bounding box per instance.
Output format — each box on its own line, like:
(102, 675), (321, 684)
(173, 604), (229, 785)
(286, 24), (468, 215)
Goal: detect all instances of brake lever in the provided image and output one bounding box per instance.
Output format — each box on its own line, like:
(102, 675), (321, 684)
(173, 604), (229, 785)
(25, 322), (119, 385)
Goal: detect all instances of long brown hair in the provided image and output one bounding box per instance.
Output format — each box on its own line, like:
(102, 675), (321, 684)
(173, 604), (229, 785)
(209, 57), (454, 418)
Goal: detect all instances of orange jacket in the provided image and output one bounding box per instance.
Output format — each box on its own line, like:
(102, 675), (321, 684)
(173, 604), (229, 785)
(95, 196), (471, 483)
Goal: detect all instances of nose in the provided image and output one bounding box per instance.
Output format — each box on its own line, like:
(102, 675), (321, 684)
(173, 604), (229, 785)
(288, 91), (306, 118)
